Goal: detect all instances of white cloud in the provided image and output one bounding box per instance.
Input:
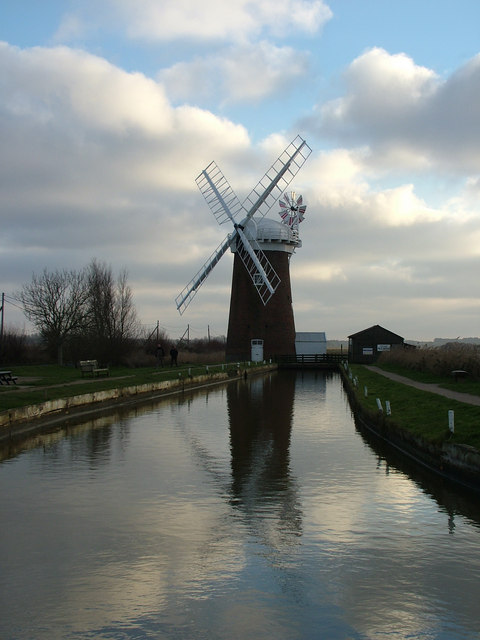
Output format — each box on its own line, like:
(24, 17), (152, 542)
(111, 0), (332, 43)
(292, 261), (346, 282)
(160, 42), (309, 105)
(52, 1), (325, 108)
(301, 151), (444, 227)
(312, 48), (480, 174)
(0, 43), (172, 136)
(318, 49), (437, 140)
(365, 184), (443, 226)
(53, 14), (89, 43)
(250, 0), (333, 37)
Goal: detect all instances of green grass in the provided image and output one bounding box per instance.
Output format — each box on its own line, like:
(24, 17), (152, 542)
(0, 362), (249, 412)
(348, 364), (480, 450)
(373, 361), (450, 384)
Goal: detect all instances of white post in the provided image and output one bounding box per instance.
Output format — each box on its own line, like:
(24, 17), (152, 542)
(364, 386), (368, 397)
(376, 398), (383, 412)
(385, 400), (391, 416)
(448, 410), (455, 433)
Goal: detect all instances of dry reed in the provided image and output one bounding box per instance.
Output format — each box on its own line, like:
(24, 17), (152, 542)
(378, 342), (480, 378)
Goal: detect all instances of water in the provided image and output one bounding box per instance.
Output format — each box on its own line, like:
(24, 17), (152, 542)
(1, 370), (480, 639)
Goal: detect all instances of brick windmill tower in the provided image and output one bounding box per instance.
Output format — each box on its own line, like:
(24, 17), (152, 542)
(175, 136), (311, 361)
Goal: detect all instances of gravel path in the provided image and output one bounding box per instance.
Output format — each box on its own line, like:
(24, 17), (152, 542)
(365, 366), (480, 406)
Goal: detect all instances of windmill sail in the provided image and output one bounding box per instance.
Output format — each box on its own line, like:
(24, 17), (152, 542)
(242, 135), (312, 222)
(235, 228), (281, 305)
(175, 226), (280, 314)
(175, 235), (232, 315)
(196, 162), (243, 226)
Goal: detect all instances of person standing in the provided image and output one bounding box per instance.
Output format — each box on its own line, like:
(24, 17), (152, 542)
(170, 345), (178, 366)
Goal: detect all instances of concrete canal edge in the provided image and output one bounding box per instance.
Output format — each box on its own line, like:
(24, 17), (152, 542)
(340, 364), (480, 493)
(0, 364), (277, 443)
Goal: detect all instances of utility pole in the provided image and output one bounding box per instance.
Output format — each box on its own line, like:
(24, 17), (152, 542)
(208, 325), (211, 342)
(179, 324), (190, 349)
(0, 292), (4, 359)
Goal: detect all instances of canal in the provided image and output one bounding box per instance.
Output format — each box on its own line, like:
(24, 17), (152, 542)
(1, 370), (480, 639)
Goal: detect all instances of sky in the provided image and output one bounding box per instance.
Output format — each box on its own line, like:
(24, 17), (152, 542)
(1, 0), (480, 342)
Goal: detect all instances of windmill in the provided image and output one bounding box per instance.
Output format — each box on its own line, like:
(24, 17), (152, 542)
(175, 135), (312, 361)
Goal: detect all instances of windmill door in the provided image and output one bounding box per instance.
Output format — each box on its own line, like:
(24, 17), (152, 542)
(251, 339), (264, 363)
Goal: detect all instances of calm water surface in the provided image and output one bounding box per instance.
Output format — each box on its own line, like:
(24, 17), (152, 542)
(1, 371), (480, 639)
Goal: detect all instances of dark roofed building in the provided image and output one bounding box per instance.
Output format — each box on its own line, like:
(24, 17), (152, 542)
(348, 324), (404, 364)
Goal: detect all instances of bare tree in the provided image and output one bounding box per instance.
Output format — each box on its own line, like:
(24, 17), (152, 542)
(114, 268), (138, 340)
(87, 259), (115, 346)
(17, 268), (89, 365)
(87, 259), (139, 363)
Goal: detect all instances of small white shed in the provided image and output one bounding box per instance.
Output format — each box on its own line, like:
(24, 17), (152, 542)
(295, 332), (327, 355)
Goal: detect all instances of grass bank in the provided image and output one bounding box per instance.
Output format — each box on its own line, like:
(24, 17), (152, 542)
(346, 363), (480, 451)
(0, 362), (260, 413)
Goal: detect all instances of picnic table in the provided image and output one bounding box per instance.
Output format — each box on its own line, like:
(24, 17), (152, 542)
(0, 370), (18, 385)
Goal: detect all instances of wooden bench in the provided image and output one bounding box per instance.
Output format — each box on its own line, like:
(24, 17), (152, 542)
(0, 370), (18, 385)
(451, 369), (469, 382)
(79, 360), (109, 378)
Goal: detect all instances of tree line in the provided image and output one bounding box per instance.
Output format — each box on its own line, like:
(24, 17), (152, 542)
(2, 259), (227, 367)
(16, 259), (138, 366)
